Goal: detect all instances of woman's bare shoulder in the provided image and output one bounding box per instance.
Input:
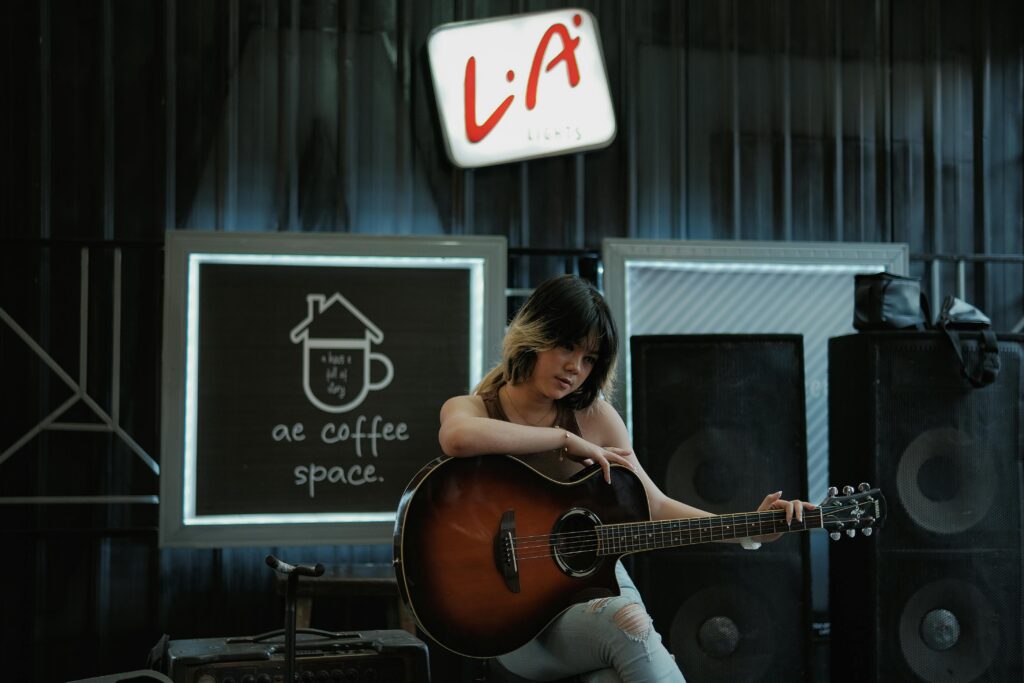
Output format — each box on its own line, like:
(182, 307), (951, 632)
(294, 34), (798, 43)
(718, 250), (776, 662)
(576, 397), (624, 421)
(440, 394), (488, 420)
(575, 398), (630, 445)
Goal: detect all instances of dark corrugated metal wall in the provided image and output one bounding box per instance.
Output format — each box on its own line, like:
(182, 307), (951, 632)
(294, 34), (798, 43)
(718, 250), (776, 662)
(6, 1), (1023, 310)
(2, 1), (1023, 681)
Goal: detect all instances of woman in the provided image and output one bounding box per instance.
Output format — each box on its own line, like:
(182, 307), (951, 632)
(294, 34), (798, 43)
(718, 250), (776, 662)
(438, 274), (812, 683)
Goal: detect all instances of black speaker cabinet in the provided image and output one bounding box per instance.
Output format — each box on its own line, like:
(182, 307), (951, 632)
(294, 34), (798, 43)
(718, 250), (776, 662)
(638, 552), (808, 683)
(631, 335), (811, 682)
(829, 331), (1023, 683)
(163, 629), (430, 683)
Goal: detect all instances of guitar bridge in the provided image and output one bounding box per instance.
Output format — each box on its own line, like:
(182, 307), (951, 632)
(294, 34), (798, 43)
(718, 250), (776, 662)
(493, 510), (520, 593)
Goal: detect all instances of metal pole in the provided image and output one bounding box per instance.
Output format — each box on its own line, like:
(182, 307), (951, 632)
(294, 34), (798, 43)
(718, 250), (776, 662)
(930, 258), (941, 324)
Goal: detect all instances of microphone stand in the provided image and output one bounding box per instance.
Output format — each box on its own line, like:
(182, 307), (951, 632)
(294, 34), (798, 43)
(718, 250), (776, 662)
(265, 554), (325, 683)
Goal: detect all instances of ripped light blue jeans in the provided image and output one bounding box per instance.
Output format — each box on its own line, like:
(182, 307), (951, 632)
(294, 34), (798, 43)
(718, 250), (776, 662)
(497, 562), (686, 683)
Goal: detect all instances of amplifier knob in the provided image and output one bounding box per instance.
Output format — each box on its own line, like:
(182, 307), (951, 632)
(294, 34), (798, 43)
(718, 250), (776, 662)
(330, 669), (343, 682)
(344, 668), (359, 681)
(242, 675), (256, 683)
(363, 670), (378, 682)
(257, 675), (272, 683)
(302, 671), (315, 682)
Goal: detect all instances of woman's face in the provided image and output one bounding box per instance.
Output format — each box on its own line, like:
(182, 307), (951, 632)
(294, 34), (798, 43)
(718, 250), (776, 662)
(529, 341), (598, 399)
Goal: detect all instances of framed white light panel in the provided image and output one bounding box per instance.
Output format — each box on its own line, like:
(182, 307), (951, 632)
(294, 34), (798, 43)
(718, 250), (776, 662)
(160, 232), (506, 547)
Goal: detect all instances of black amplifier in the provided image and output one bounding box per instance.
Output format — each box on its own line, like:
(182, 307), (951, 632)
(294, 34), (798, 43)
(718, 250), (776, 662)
(163, 629), (429, 683)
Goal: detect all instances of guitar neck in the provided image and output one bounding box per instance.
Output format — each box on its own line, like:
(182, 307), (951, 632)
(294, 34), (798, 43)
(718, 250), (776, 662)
(596, 508), (822, 555)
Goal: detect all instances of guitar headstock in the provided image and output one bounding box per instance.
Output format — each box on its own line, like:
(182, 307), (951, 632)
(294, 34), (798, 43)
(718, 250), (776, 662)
(818, 483), (886, 540)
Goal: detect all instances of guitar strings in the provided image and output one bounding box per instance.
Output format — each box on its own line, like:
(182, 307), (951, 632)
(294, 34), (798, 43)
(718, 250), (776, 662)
(515, 511), (834, 561)
(511, 510), (830, 555)
(507, 505), (854, 561)
(514, 528), (787, 559)
(505, 507), (848, 561)
(510, 507), (827, 549)
(514, 525), (823, 562)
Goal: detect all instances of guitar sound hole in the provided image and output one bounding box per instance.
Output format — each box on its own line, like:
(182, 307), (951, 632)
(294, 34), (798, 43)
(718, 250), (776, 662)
(551, 508), (601, 577)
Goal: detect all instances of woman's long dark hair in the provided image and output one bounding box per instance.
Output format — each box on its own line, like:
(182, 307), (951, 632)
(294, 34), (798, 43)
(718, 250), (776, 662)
(475, 274), (618, 410)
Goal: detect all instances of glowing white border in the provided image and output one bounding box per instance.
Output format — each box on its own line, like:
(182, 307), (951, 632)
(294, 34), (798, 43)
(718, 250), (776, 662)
(622, 260), (883, 435)
(183, 253), (485, 526)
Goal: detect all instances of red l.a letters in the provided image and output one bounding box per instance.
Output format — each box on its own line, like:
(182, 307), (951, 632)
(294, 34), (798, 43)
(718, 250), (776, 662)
(525, 23), (581, 110)
(463, 15), (584, 144)
(464, 56), (514, 143)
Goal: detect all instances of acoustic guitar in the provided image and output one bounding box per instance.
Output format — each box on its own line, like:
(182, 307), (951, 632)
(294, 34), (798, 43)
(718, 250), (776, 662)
(392, 454), (884, 658)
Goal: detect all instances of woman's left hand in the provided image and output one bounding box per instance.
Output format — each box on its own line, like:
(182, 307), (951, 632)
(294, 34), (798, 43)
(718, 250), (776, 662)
(751, 491), (816, 543)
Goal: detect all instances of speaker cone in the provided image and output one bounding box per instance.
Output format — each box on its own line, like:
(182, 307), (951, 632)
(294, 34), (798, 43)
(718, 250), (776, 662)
(898, 578), (998, 682)
(666, 428), (750, 509)
(669, 584), (775, 683)
(896, 428), (997, 534)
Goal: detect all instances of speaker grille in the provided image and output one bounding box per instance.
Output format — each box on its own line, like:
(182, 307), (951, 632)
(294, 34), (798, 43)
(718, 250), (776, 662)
(874, 336), (1021, 549)
(884, 552), (1020, 683)
(631, 335), (811, 681)
(829, 332), (1024, 683)
(640, 553), (808, 683)
(631, 335), (809, 538)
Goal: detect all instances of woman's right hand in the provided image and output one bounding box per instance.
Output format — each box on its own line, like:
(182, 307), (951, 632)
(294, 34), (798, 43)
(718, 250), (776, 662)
(564, 432), (635, 484)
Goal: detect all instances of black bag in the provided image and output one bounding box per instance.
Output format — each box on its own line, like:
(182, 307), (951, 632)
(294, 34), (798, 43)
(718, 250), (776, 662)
(853, 273), (929, 331)
(937, 295), (1000, 388)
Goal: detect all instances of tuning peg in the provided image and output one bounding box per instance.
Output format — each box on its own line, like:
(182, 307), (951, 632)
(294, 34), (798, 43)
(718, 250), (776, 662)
(857, 482), (871, 492)
(846, 529), (856, 538)
(861, 527), (873, 537)
(827, 486), (839, 497)
(830, 531), (841, 540)
(842, 485), (855, 495)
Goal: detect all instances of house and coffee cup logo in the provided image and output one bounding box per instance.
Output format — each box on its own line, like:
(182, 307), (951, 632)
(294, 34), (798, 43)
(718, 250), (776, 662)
(282, 292), (408, 498)
(289, 292), (394, 413)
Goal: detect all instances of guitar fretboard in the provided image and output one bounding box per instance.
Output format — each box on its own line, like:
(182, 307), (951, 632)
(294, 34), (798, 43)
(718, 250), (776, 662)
(596, 509), (823, 555)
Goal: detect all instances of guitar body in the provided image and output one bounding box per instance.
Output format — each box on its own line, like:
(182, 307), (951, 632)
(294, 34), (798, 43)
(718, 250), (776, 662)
(393, 455), (650, 658)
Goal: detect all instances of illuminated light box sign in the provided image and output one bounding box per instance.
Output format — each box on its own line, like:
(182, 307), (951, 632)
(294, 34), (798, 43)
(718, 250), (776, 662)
(427, 8), (616, 168)
(160, 232), (506, 547)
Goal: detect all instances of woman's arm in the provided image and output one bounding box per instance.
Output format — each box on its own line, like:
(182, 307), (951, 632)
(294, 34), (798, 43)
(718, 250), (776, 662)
(579, 399), (710, 520)
(438, 394), (634, 483)
(581, 399), (814, 537)
(438, 395), (567, 456)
